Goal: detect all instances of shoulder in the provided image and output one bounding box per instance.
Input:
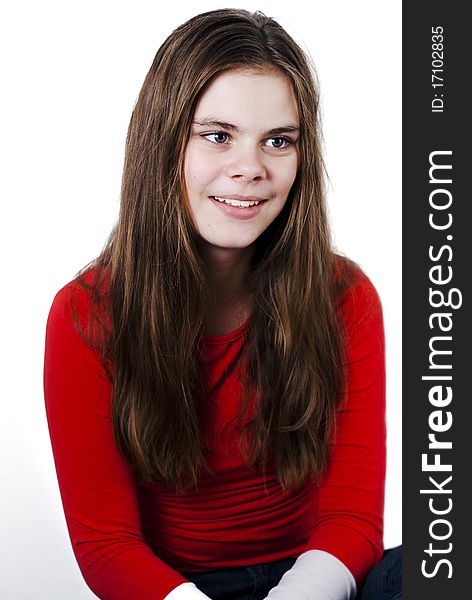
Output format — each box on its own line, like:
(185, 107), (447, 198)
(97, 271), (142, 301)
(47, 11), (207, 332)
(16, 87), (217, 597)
(47, 264), (111, 334)
(332, 254), (384, 335)
(333, 254), (382, 308)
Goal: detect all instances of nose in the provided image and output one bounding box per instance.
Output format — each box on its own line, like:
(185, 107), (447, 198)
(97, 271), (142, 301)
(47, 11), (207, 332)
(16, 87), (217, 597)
(225, 144), (267, 182)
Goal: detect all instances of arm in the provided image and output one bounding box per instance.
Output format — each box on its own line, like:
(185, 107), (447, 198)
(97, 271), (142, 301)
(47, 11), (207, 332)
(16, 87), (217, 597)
(264, 272), (386, 599)
(44, 282), (206, 600)
(265, 550), (356, 600)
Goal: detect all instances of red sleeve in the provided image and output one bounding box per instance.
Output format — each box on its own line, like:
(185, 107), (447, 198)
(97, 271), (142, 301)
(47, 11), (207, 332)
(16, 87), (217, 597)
(305, 271), (386, 585)
(43, 281), (188, 600)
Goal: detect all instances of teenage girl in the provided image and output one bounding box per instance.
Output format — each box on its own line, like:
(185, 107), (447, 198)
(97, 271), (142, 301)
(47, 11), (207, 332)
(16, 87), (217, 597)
(44, 9), (401, 600)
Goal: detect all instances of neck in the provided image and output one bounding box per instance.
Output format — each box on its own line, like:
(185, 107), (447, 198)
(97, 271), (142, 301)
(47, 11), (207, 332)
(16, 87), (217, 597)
(198, 240), (254, 334)
(199, 240), (254, 299)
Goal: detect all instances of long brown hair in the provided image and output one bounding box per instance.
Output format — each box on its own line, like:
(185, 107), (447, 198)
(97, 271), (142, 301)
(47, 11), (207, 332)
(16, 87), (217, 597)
(74, 9), (355, 493)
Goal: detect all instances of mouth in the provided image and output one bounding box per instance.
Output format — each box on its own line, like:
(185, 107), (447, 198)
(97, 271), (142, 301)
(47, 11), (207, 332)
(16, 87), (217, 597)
(209, 195), (268, 208)
(208, 195), (269, 220)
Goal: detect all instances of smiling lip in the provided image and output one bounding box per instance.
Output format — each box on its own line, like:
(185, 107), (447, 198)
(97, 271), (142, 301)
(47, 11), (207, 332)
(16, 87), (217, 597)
(215, 195), (268, 201)
(208, 195), (268, 219)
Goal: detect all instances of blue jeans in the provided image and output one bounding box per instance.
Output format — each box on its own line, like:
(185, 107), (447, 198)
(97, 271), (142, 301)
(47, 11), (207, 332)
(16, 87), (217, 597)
(357, 546), (402, 600)
(182, 546), (402, 600)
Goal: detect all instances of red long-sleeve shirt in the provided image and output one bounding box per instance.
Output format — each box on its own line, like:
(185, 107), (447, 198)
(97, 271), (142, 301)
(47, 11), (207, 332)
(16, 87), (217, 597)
(44, 267), (386, 600)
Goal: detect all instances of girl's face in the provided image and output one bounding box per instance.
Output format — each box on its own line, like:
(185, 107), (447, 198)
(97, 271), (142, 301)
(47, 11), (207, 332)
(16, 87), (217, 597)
(184, 68), (300, 252)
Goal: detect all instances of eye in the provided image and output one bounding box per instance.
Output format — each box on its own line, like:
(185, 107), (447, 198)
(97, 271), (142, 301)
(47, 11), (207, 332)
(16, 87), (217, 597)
(265, 136), (293, 150)
(203, 132), (230, 144)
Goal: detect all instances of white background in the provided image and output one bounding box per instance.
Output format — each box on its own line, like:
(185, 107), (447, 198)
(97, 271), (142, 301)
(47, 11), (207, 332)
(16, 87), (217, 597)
(0, 1), (401, 598)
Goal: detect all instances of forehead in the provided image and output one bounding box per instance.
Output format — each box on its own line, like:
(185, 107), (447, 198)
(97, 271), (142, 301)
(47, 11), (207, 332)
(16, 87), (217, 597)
(193, 69), (299, 129)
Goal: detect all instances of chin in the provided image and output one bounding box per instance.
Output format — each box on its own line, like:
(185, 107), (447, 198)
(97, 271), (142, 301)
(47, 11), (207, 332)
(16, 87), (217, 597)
(205, 234), (258, 251)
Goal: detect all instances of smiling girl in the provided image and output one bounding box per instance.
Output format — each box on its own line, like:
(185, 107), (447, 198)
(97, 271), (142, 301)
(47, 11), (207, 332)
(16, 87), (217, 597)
(186, 68), (299, 336)
(44, 9), (401, 600)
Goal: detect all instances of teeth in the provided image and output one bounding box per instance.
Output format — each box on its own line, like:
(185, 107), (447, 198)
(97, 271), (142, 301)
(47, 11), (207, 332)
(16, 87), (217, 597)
(213, 196), (260, 208)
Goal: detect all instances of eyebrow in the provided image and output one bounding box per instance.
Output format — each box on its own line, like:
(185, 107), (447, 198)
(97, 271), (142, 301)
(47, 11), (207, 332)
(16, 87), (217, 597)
(192, 119), (300, 137)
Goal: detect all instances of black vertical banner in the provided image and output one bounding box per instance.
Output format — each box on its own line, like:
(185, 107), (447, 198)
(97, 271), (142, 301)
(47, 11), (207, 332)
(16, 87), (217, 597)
(403, 2), (470, 598)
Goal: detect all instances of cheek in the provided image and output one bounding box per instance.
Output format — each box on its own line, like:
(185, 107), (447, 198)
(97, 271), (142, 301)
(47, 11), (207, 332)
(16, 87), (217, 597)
(184, 151), (200, 193)
(185, 147), (220, 193)
(276, 159), (298, 195)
